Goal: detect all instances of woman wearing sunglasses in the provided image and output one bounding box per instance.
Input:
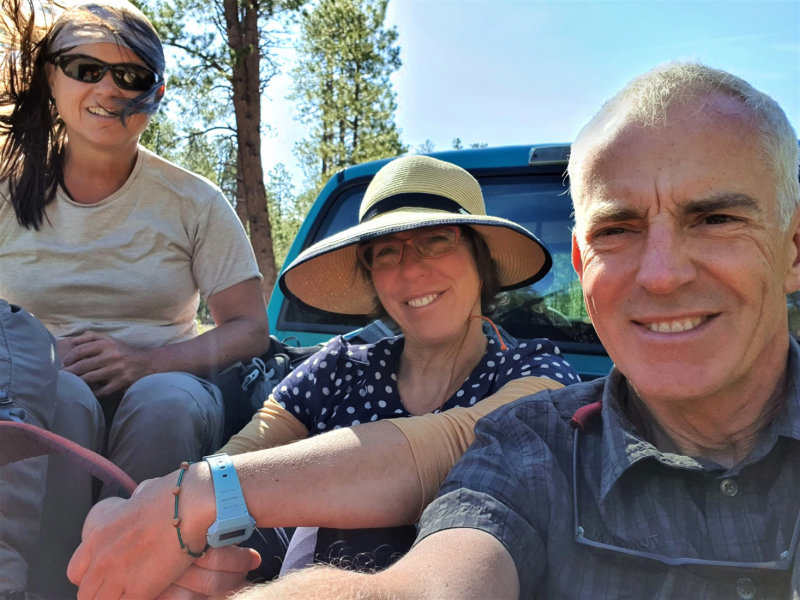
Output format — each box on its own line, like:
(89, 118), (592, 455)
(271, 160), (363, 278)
(0, 1), (268, 595)
(217, 154), (578, 579)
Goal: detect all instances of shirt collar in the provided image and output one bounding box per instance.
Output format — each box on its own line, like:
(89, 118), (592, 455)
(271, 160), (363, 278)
(596, 337), (800, 500)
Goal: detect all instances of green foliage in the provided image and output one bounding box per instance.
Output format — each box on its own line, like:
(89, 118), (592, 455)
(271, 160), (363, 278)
(290, 0), (406, 188)
(267, 163), (304, 268)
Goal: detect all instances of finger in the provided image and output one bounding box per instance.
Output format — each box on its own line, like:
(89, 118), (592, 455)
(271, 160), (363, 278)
(173, 547), (261, 595)
(194, 546), (261, 573)
(155, 583), (210, 600)
(67, 498), (126, 585)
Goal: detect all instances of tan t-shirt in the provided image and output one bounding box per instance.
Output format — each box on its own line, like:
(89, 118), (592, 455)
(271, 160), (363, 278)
(0, 147), (260, 347)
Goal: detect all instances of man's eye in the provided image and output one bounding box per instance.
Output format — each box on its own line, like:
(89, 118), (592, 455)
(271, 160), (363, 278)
(704, 214), (739, 225)
(594, 226), (629, 237)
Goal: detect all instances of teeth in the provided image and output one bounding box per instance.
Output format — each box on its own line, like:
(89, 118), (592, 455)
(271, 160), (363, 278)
(646, 317), (705, 333)
(408, 294), (438, 308)
(88, 106), (118, 117)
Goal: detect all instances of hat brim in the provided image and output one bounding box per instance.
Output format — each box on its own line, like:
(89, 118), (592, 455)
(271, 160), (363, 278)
(279, 208), (552, 316)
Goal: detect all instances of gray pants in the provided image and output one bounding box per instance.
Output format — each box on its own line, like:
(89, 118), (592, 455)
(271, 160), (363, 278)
(24, 371), (224, 598)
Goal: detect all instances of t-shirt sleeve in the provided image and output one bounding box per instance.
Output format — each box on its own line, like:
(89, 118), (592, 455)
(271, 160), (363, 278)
(415, 397), (561, 599)
(191, 191), (262, 300)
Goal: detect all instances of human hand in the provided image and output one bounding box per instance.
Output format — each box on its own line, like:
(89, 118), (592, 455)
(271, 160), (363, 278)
(68, 471), (218, 599)
(155, 548), (261, 599)
(61, 331), (152, 398)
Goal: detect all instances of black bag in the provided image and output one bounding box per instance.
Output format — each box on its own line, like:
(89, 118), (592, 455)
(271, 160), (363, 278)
(215, 319), (401, 442)
(214, 336), (322, 441)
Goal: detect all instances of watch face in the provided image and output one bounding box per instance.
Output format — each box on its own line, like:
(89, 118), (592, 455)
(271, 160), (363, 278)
(219, 528), (248, 543)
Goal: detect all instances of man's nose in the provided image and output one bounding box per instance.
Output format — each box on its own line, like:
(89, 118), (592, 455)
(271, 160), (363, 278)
(635, 226), (696, 294)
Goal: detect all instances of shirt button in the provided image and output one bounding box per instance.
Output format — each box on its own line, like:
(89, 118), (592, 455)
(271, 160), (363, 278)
(736, 577), (756, 600)
(719, 478), (739, 497)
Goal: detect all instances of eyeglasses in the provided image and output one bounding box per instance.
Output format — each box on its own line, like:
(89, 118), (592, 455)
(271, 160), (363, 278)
(570, 404), (800, 571)
(50, 54), (161, 92)
(357, 226), (461, 271)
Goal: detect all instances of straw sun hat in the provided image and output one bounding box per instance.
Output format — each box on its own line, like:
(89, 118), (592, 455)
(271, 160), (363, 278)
(278, 155), (552, 316)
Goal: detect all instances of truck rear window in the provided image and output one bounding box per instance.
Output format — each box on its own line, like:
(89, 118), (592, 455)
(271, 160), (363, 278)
(279, 172), (604, 351)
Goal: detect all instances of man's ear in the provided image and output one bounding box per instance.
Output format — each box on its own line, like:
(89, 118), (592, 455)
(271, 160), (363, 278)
(571, 233), (584, 281)
(784, 204), (800, 294)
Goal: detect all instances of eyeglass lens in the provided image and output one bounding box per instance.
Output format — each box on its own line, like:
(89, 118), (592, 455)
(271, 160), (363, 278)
(56, 55), (157, 92)
(359, 226), (460, 270)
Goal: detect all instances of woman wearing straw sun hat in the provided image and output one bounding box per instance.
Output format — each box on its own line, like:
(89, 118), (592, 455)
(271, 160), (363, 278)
(220, 154), (578, 577)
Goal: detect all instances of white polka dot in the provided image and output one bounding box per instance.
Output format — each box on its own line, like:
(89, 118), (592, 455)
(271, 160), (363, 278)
(487, 361), (495, 367)
(367, 385), (374, 393)
(365, 401), (372, 409)
(345, 361), (352, 368)
(391, 373), (397, 381)
(280, 385), (288, 393)
(321, 407), (327, 415)
(346, 406), (355, 414)
(378, 400), (387, 408)
(556, 372), (563, 379)
(385, 385), (392, 394)
(319, 361), (327, 368)
(469, 397), (477, 405)
(359, 389), (367, 397)
(305, 391), (311, 399)
(345, 375), (352, 382)
(394, 409), (403, 414)
(536, 344), (542, 351)
(293, 405), (300, 412)
(456, 390), (465, 397)
(519, 342), (527, 348)
(316, 423), (325, 429)
(351, 419), (361, 425)
(292, 386), (300, 395)
(380, 360), (387, 367)
(370, 414), (378, 421)
(375, 372), (382, 380)
(513, 353), (521, 361)
(295, 371), (304, 379)
(322, 387), (330, 394)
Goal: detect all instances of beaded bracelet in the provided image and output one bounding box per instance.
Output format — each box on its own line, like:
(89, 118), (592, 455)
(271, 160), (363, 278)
(172, 461), (210, 558)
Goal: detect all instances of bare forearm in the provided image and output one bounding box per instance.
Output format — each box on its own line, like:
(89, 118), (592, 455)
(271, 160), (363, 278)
(141, 316), (269, 378)
(230, 566), (399, 600)
(177, 422), (424, 549)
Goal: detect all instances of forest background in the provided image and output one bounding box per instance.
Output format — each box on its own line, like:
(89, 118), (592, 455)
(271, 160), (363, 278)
(131, 0), (800, 316)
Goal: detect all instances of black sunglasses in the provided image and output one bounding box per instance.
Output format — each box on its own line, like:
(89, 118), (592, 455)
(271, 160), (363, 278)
(50, 54), (161, 92)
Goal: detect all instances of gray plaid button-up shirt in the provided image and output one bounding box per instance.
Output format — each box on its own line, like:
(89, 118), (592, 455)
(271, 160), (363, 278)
(418, 339), (800, 599)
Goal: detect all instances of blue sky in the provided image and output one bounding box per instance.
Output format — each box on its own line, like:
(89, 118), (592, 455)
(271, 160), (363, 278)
(262, 0), (800, 186)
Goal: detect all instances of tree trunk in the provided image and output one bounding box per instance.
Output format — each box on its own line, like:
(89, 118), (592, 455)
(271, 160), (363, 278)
(223, 0), (278, 298)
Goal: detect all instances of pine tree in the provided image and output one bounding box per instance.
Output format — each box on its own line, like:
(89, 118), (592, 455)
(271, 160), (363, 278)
(291, 0), (406, 191)
(135, 0), (304, 294)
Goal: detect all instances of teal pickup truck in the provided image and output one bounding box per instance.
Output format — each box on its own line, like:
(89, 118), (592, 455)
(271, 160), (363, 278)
(266, 144), (613, 380)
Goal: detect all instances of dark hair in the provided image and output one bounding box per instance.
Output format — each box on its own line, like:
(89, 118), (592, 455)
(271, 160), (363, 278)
(360, 225), (503, 319)
(0, 0), (164, 230)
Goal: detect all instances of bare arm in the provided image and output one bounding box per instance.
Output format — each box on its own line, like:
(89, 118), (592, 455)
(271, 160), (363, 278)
(61, 278), (269, 396)
(68, 421), (423, 599)
(232, 528), (519, 600)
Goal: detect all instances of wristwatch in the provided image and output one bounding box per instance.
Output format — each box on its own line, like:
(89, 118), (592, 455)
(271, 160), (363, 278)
(203, 453), (256, 547)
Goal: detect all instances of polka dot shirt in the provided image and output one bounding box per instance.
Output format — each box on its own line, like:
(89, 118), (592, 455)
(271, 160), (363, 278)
(274, 333), (579, 435)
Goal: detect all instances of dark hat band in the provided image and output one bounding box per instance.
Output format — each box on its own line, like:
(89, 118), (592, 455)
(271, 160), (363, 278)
(361, 193), (471, 223)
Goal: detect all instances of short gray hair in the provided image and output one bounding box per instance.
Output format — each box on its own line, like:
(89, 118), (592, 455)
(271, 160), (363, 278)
(569, 61), (799, 230)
